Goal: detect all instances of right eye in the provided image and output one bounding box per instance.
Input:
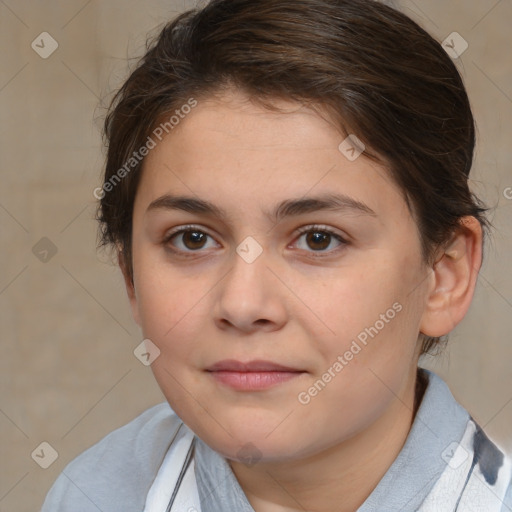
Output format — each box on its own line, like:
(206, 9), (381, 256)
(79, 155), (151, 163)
(163, 225), (220, 255)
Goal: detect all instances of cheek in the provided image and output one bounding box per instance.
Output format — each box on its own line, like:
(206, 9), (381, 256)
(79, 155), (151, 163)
(299, 254), (424, 390)
(295, 257), (413, 342)
(134, 264), (208, 414)
(133, 272), (197, 373)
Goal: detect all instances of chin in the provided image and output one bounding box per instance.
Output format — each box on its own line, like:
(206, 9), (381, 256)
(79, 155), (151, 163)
(192, 418), (309, 463)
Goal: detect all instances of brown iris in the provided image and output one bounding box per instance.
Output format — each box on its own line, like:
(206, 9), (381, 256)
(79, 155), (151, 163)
(306, 231), (331, 251)
(182, 230), (207, 250)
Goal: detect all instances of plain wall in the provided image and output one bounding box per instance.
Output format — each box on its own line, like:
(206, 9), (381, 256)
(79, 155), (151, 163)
(1, 1), (511, 510)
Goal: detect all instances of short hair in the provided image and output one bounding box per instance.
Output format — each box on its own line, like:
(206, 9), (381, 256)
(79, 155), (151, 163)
(98, 0), (489, 355)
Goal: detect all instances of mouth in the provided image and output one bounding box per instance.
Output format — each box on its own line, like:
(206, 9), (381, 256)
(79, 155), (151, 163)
(205, 359), (306, 391)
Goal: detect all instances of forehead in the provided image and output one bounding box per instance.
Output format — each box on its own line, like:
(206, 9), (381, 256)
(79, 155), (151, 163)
(160, 91), (351, 153)
(137, 90), (409, 225)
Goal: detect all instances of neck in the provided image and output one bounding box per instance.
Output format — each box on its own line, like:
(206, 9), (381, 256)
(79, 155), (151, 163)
(229, 367), (425, 512)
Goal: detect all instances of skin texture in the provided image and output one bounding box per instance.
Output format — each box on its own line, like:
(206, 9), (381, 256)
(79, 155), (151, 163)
(121, 89), (482, 512)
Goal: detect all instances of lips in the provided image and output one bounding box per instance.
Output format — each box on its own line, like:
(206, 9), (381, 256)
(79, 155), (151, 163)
(206, 359), (305, 391)
(206, 359), (302, 372)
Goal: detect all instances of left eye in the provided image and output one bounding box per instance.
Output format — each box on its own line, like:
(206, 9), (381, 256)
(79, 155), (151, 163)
(294, 227), (346, 253)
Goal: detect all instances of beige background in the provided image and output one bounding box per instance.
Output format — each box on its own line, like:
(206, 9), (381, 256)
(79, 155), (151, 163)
(0, 1), (511, 510)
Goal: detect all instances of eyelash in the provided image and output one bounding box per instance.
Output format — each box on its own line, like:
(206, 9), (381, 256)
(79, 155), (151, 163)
(162, 224), (348, 258)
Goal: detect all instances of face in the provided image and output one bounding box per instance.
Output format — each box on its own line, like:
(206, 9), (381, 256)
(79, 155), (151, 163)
(127, 90), (431, 462)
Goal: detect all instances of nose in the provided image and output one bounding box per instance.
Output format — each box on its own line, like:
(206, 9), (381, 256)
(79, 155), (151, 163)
(213, 247), (288, 334)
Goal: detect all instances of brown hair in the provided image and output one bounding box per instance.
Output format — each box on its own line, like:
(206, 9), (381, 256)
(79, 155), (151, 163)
(98, 0), (489, 355)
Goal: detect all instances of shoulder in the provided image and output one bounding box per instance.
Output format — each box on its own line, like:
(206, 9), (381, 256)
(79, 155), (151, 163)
(40, 402), (182, 512)
(504, 474), (512, 511)
(499, 444), (512, 511)
(445, 415), (512, 511)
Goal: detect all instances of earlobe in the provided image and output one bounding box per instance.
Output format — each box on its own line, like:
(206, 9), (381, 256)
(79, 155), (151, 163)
(118, 251), (141, 326)
(419, 217), (483, 337)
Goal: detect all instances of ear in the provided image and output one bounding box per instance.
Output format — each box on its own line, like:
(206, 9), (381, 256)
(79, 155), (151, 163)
(419, 216), (483, 337)
(118, 250), (141, 326)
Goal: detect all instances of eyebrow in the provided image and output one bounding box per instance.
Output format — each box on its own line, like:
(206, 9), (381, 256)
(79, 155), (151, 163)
(146, 192), (377, 223)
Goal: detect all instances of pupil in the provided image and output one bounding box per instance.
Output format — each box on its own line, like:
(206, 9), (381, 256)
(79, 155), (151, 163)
(307, 232), (329, 250)
(184, 231), (205, 249)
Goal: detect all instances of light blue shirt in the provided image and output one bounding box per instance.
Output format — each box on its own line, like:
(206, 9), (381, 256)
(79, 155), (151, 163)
(41, 369), (512, 511)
